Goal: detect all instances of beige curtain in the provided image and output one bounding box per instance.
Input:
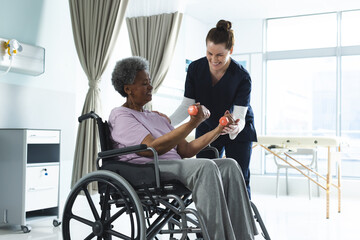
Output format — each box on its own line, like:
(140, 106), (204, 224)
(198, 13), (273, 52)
(69, 0), (128, 190)
(126, 12), (183, 109)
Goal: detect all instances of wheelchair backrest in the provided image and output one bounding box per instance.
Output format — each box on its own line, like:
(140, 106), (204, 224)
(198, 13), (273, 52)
(96, 120), (113, 152)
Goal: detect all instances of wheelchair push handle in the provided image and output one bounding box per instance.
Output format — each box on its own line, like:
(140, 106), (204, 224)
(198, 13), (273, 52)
(78, 111), (100, 122)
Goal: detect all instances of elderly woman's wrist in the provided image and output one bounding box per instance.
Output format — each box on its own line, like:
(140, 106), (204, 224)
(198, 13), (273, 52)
(215, 125), (224, 134)
(188, 118), (200, 128)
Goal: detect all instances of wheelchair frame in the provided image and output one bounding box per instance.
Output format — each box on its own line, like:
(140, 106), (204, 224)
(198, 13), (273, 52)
(62, 111), (271, 240)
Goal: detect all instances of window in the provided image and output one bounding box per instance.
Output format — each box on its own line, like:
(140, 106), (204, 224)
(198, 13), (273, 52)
(341, 11), (360, 46)
(265, 10), (360, 177)
(266, 57), (336, 136)
(267, 13), (337, 51)
(341, 55), (360, 177)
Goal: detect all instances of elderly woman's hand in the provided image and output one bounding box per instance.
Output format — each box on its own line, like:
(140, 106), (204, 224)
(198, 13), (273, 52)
(189, 103), (210, 125)
(199, 105), (211, 119)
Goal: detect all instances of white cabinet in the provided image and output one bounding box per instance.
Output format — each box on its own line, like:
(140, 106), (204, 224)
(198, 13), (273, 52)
(0, 129), (61, 233)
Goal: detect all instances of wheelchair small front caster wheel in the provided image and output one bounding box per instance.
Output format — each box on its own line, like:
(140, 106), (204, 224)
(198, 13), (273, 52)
(21, 225), (31, 233)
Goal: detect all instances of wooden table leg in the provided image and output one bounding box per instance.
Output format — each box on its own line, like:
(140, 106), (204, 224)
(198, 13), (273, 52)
(326, 146), (331, 219)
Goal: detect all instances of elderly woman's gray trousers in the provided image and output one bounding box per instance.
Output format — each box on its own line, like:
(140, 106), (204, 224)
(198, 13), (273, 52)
(157, 158), (257, 240)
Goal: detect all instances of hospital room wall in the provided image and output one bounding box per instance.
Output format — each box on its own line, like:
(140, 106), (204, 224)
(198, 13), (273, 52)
(0, 0), (80, 204)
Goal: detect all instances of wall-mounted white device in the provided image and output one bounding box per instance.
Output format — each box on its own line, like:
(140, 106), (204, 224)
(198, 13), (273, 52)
(0, 37), (45, 76)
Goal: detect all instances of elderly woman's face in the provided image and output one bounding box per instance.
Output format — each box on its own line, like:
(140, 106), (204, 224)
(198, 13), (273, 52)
(127, 70), (152, 105)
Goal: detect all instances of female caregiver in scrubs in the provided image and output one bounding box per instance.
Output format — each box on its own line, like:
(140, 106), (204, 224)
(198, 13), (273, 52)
(170, 19), (257, 198)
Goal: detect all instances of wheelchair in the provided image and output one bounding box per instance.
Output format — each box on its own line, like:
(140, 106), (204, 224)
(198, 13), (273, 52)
(62, 111), (271, 240)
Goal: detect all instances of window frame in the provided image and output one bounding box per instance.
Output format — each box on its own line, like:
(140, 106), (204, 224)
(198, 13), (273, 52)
(263, 10), (360, 178)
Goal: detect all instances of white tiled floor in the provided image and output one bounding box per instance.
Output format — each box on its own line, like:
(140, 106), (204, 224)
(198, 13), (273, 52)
(0, 194), (359, 240)
(251, 195), (360, 240)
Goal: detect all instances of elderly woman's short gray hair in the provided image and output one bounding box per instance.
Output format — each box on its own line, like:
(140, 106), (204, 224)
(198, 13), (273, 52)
(111, 56), (149, 97)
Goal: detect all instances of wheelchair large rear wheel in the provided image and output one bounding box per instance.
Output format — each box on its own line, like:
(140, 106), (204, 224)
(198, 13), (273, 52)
(62, 170), (146, 240)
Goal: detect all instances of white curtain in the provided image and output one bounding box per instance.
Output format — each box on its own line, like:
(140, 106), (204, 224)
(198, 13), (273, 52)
(69, 0), (129, 191)
(126, 11), (183, 109)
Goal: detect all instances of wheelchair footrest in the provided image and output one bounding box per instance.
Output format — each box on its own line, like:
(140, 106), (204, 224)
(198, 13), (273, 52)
(160, 227), (202, 234)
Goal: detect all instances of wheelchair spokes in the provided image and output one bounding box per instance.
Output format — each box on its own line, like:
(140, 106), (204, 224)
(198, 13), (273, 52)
(62, 171), (146, 240)
(83, 186), (100, 221)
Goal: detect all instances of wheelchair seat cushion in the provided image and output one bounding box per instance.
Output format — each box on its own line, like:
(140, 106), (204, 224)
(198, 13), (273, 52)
(101, 161), (157, 188)
(101, 161), (191, 195)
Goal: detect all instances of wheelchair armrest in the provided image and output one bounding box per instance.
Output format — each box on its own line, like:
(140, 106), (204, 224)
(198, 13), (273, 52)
(201, 145), (219, 158)
(98, 144), (148, 158)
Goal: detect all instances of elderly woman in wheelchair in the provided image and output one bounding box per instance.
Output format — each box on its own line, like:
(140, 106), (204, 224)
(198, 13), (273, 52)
(62, 56), (266, 240)
(110, 56), (257, 239)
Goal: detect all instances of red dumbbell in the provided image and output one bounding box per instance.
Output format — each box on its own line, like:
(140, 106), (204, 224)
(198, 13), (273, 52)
(219, 116), (229, 126)
(188, 105), (198, 116)
(219, 114), (235, 126)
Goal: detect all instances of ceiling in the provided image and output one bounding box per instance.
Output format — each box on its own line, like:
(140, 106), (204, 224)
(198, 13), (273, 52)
(185, 0), (360, 23)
